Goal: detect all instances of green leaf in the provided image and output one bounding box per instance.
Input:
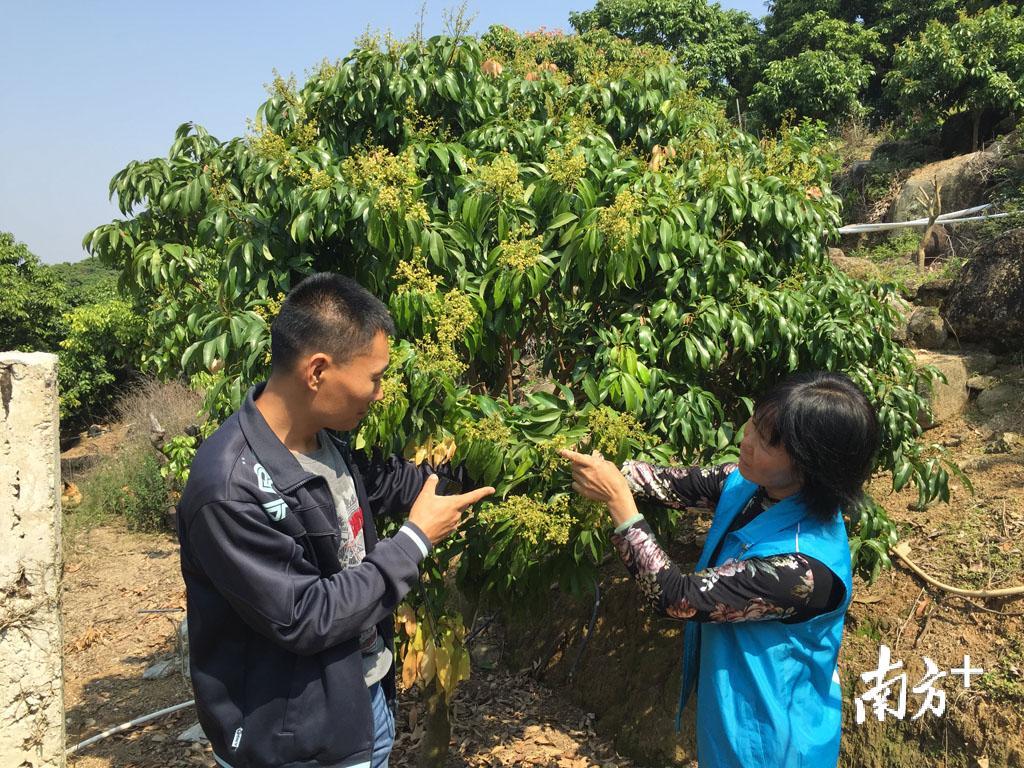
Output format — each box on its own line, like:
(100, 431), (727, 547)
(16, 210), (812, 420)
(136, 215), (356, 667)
(546, 212), (578, 230)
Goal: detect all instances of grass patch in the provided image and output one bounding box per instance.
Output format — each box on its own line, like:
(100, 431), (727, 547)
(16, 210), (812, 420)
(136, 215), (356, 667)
(843, 231), (967, 297)
(63, 379), (200, 543)
(75, 451), (169, 533)
(977, 636), (1024, 704)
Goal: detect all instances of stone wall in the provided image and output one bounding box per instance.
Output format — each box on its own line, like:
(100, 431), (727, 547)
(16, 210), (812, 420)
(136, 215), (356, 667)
(0, 352), (65, 768)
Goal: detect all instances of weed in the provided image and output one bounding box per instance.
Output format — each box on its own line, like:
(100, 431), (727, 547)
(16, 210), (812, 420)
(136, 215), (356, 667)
(977, 636), (1024, 704)
(76, 451), (169, 534)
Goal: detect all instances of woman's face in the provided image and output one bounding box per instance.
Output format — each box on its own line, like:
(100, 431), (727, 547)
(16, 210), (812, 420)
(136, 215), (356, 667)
(738, 417), (802, 495)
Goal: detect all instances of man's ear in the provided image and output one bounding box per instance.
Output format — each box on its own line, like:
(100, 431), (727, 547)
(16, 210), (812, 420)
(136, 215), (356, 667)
(305, 353), (330, 391)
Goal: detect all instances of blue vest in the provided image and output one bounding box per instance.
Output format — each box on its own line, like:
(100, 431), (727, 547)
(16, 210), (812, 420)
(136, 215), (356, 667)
(679, 469), (853, 767)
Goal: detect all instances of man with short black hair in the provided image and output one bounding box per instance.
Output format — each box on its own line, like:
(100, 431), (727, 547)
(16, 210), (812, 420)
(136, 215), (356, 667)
(177, 273), (493, 768)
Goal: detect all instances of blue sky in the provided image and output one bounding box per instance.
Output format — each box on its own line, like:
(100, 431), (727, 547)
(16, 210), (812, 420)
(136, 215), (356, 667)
(0, 1), (767, 264)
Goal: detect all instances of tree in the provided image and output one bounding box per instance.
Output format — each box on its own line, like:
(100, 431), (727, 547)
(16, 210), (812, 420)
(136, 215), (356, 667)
(765, 10), (883, 62)
(750, 50), (875, 127)
(569, 0), (761, 98)
(86, 31), (955, 758)
(751, 9), (883, 128)
(0, 232), (65, 353)
(885, 5), (1024, 150)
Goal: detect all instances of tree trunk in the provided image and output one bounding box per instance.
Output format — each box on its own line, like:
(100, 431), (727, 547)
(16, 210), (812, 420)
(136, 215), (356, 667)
(416, 679), (450, 768)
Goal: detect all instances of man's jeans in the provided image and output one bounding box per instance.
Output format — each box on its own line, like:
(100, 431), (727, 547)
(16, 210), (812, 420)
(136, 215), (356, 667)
(369, 682), (395, 768)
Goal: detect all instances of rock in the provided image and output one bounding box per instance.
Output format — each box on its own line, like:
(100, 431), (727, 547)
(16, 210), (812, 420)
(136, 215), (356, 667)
(963, 350), (999, 374)
(915, 277), (953, 308)
(177, 722), (208, 743)
(886, 294), (913, 343)
(922, 225), (954, 264)
(976, 383), (1022, 417)
(830, 254), (875, 281)
(827, 247), (845, 262)
(889, 151), (993, 222)
(908, 307), (949, 349)
(942, 228), (1024, 352)
(967, 375), (998, 391)
(143, 659), (177, 680)
(984, 432), (1019, 454)
(939, 107), (1009, 157)
(914, 350), (969, 428)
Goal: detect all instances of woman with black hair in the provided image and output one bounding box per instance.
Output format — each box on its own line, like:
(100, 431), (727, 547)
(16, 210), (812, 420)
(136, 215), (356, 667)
(561, 371), (880, 767)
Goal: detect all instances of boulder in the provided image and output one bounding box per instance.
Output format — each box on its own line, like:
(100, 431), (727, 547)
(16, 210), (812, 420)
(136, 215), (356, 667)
(887, 295), (912, 343)
(914, 350), (969, 428)
(942, 228), (1024, 352)
(976, 383), (1023, 418)
(915, 277), (953, 308)
(962, 349), (999, 374)
(830, 252), (875, 281)
(967, 374), (997, 391)
(908, 307), (949, 349)
(889, 151), (993, 223)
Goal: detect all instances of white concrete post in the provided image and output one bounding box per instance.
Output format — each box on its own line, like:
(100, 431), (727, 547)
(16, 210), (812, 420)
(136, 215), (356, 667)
(0, 352), (65, 768)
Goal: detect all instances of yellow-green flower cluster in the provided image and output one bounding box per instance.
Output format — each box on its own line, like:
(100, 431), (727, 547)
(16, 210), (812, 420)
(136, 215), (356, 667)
(473, 151), (525, 201)
(342, 145), (429, 223)
(417, 289), (476, 379)
(250, 124), (290, 164)
(203, 164), (239, 207)
(248, 115), (321, 182)
(403, 96), (446, 142)
(393, 249), (439, 295)
(499, 224), (544, 272)
(254, 292), (286, 324)
(478, 494), (573, 546)
(459, 413), (513, 446)
(545, 144), (587, 188)
(305, 168), (332, 191)
(376, 370), (409, 412)
(587, 405), (646, 458)
(597, 189), (642, 252)
(536, 434), (572, 479)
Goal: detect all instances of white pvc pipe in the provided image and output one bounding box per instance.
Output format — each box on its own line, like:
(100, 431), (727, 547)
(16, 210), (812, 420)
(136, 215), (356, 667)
(66, 699), (195, 755)
(838, 210), (1010, 234)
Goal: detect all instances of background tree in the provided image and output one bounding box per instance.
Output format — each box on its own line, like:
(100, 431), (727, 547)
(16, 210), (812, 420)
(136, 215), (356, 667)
(0, 232), (66, 353)
(0, 231), (137, 426)
(749, 50), (876, 128)
(885, 4), (1024, 150)
(568, 0), (761, 99)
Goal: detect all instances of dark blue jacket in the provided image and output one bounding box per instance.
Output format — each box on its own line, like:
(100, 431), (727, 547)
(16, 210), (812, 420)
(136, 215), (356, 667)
(177, 383), (452, 768)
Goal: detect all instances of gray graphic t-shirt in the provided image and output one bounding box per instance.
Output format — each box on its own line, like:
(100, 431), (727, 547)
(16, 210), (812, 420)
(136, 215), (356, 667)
(292, 431), (392, 686)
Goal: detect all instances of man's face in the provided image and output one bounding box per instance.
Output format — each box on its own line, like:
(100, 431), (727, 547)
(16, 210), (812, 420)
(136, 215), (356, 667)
(308, 331), (390, 432)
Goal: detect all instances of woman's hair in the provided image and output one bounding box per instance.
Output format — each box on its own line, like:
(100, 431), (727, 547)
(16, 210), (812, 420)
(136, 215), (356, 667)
(751, 371), (880, 521)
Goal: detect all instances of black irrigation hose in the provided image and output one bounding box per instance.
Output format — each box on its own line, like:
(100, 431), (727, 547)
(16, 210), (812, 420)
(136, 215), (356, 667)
(568, 579), (601, 682)
(464, 615), (496, 646)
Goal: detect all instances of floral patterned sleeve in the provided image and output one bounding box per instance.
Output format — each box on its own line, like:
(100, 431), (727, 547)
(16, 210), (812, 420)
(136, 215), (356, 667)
(610, 520), (841, 623)
(620, 461), (737, 510)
